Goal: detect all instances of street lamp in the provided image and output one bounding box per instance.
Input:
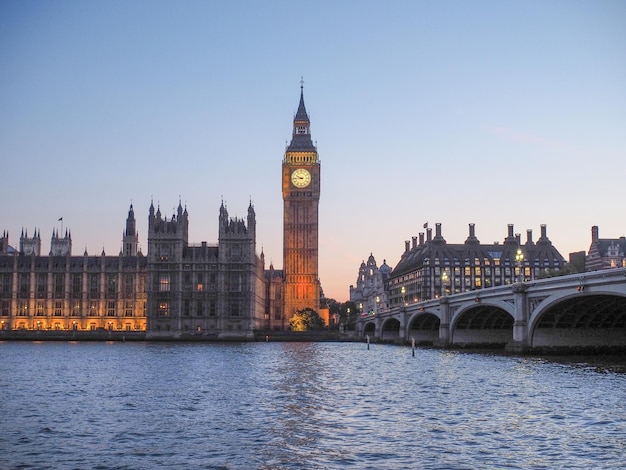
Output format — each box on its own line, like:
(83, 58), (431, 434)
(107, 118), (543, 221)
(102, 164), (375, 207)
(400, 286), (406, 305)
(441, 270), (449, 297)
(515, 248), (524, 283)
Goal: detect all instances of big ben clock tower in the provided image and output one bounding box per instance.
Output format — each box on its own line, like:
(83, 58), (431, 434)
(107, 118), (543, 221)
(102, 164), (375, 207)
(282, 82), (321, 322)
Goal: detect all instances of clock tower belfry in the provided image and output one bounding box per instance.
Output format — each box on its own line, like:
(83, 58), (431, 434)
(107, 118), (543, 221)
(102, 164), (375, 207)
(282, 83), (321, 322)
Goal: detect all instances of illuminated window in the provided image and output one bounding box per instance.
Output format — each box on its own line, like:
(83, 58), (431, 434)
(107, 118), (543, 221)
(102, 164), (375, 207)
(159, 274), (170, 292)
(36, 301), (45, 316)
(158, 301), (170, 317)
(18, 301), (28, 316)
(72, 302), (81, 316)
(107, 301), (115, 316)
(125, 301), (133, 317)
(89, 301), (97, 316)
(54, 301), (63, 316)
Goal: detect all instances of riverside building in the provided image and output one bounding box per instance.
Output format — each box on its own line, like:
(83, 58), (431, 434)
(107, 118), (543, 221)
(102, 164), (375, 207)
(349, 254), (392, 316)
(385, 222), (566, 309)
(585, 225), (626, 271)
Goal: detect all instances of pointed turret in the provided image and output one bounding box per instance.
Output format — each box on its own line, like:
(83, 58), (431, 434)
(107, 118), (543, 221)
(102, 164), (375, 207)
(123, 203), (139, 256)
(247, 200), (256, 234)
(287, 80), (316, 153)
(219, 200), (228, 227)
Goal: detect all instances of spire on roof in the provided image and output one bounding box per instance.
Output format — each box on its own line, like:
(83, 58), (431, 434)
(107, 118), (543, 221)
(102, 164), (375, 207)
(295, 76), (309, 122)
(287, 78), (316, 152)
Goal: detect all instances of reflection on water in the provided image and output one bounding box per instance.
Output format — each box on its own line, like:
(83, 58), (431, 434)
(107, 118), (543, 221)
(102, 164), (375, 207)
(0, 341), (625, 469)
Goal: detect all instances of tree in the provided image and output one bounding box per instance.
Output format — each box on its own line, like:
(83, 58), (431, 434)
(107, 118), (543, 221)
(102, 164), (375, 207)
(289, 308), (326, 331)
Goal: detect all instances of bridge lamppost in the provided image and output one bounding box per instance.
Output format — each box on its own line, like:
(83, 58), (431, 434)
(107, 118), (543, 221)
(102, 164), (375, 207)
(515, 248), (524, 283)
(401, 286), (406, 306)
(441, 270), (449, 297)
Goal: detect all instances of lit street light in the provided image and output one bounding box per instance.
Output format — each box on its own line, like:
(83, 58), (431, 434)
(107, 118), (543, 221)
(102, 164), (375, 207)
(515, 248), (524, 283)
(441, 270), (449, 297)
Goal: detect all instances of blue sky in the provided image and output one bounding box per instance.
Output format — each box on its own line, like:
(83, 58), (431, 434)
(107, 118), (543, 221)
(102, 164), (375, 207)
(1, 1), (625, 301)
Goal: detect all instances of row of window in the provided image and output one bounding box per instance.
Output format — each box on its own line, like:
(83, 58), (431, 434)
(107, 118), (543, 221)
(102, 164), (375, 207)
(1, 300), (143, 317)
(157, 274), (247, 292)
(157, 300), (242, 317)
(0, 273), (140, 295)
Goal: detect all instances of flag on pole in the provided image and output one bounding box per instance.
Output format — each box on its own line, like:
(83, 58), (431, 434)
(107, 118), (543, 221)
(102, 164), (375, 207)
(58, 217), (63, 221)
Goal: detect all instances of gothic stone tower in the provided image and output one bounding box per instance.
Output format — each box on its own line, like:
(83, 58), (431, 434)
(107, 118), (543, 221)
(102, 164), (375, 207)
(282, 84), (321, 321)
(123, 204), (139, 256)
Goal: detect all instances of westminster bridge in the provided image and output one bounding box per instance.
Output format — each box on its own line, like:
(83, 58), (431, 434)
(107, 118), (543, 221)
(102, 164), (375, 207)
(355, 268), (626, 352)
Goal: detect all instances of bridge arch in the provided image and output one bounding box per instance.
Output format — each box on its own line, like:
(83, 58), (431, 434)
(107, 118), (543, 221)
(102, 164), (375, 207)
(451, 301), (514, 348)
(408, 311), (440, 345)
(530, 291), (626, 348)
(380, 317), (401, 342)
(363, 321), (376, 338)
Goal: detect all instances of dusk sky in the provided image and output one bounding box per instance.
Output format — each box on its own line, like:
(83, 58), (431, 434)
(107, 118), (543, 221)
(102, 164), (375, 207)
(1, 1), (624, 301)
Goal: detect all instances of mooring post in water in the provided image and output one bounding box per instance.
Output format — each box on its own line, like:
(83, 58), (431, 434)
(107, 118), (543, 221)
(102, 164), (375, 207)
(411, 337), (415, 357)
(366, 334), (370, 350)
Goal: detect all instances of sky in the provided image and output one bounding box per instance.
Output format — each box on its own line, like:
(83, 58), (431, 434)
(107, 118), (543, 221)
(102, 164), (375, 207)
(1, 1), (625, 302)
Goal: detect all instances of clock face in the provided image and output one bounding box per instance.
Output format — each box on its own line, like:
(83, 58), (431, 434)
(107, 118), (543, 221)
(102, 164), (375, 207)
(291, 168), (311, 188)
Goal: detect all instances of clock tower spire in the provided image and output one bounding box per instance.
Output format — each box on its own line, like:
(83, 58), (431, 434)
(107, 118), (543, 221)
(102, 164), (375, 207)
(282, 82), (321, 323)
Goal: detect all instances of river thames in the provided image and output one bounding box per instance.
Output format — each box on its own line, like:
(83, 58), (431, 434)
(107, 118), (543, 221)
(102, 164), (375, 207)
(1, 341), (624, 469)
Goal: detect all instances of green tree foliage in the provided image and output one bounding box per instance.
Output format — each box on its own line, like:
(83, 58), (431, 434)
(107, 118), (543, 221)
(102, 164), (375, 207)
(289, 308), (326, 331)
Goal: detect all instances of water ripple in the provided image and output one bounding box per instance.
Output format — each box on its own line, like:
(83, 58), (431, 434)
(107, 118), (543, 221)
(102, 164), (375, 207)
(0, 342), (625, 469)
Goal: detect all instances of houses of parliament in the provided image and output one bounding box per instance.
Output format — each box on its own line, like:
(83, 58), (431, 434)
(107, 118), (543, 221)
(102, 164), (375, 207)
(0, 87), (322, 338)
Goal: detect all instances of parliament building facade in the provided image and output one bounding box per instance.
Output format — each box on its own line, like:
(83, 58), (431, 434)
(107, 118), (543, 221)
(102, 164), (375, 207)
(0, 87), (322, 338)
